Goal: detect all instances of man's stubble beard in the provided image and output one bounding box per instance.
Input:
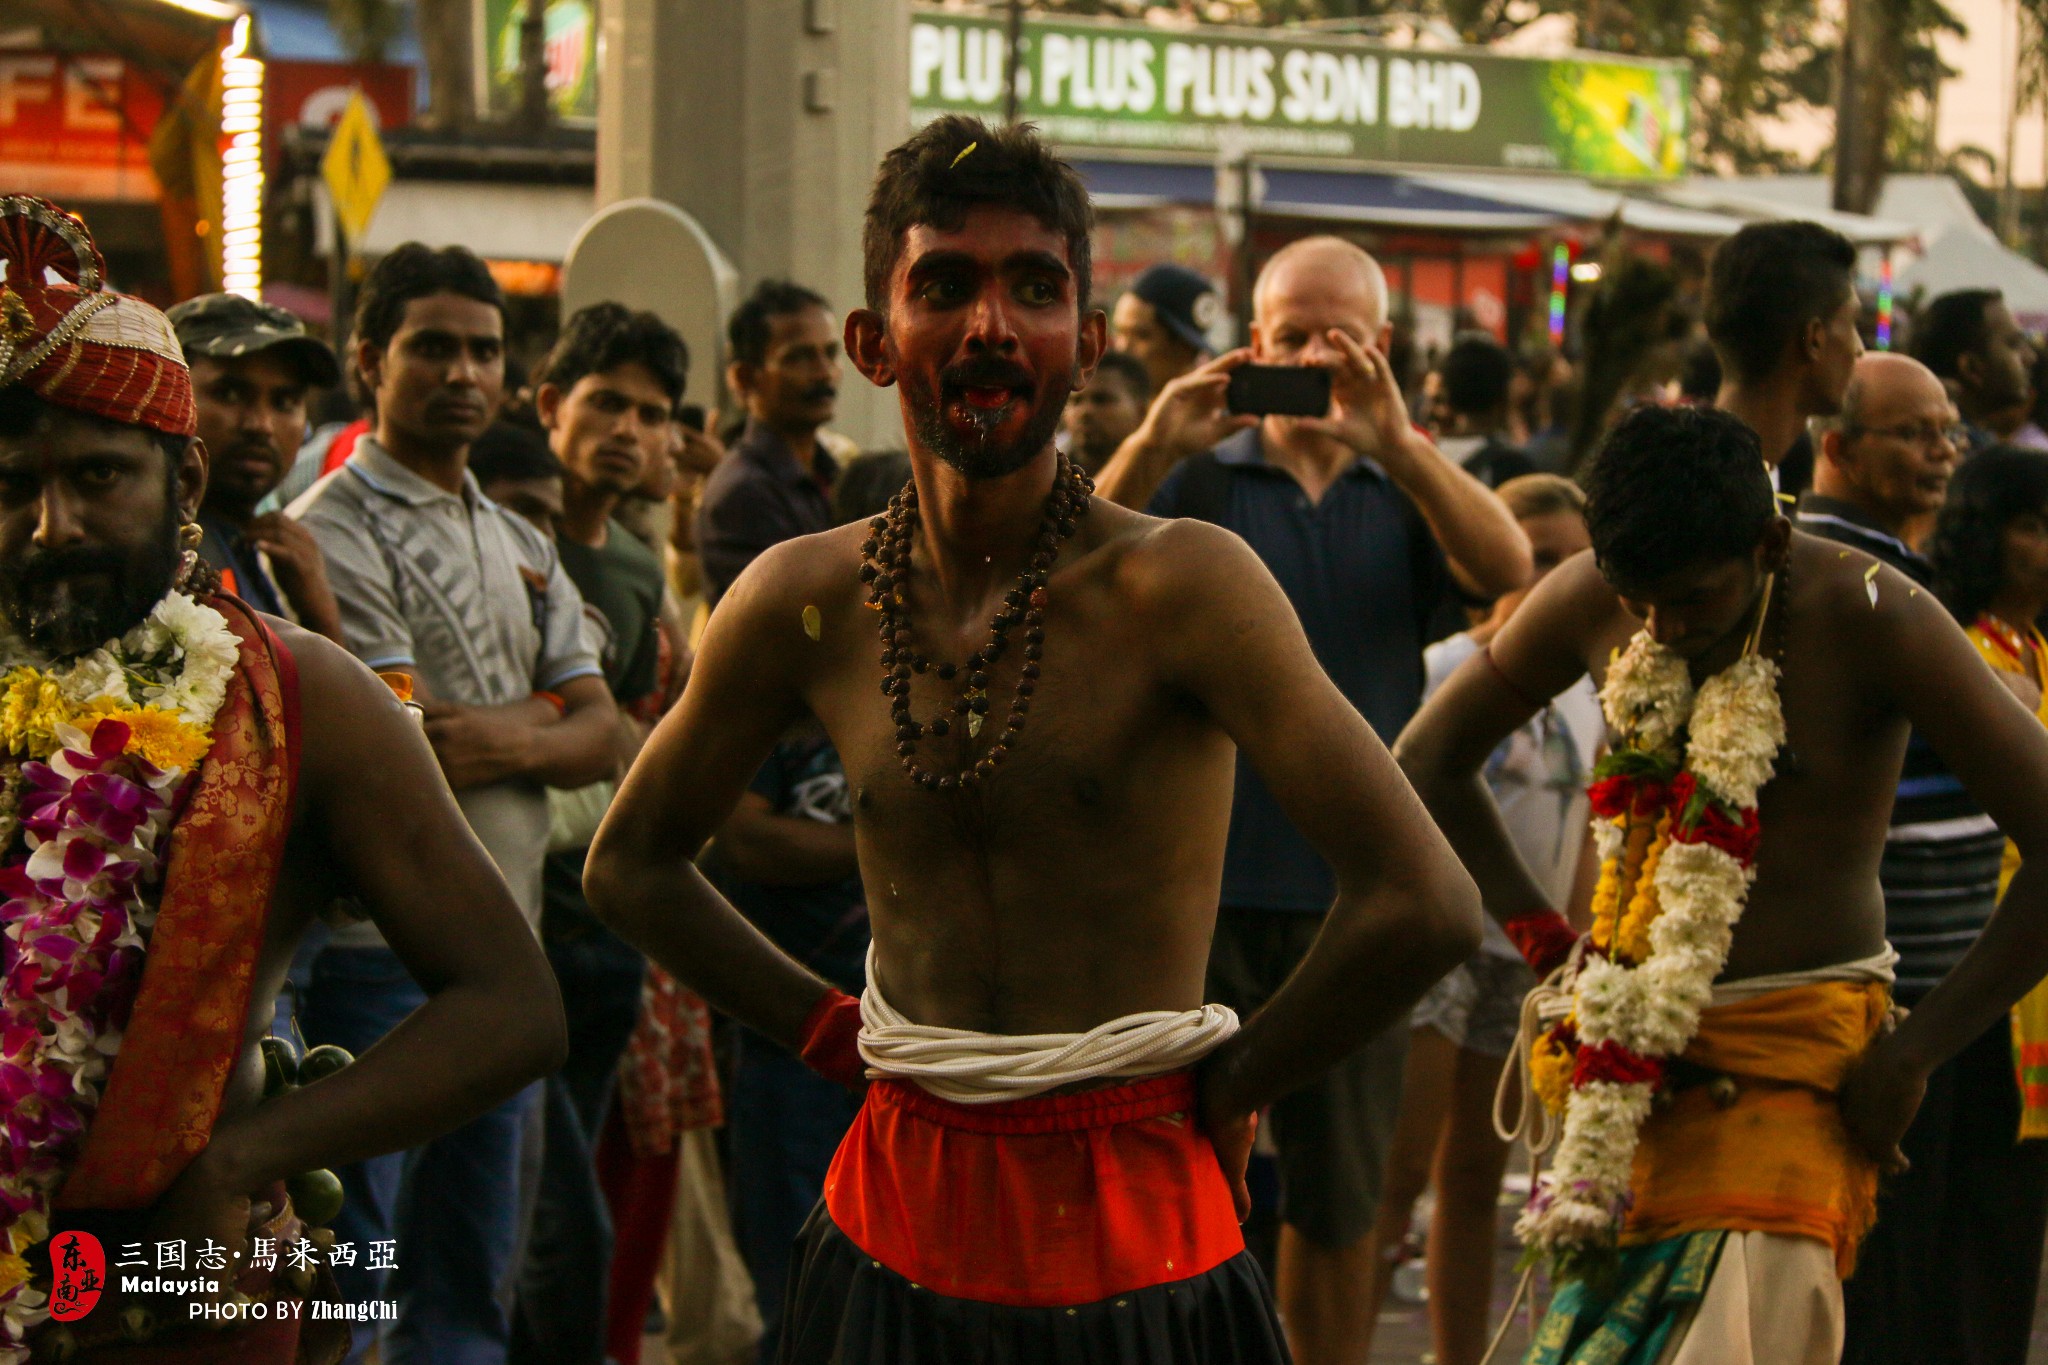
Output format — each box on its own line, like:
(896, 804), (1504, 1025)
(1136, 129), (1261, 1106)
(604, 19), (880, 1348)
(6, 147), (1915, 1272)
(0, 496), (182, 660)
(907, 369), (1079, 481)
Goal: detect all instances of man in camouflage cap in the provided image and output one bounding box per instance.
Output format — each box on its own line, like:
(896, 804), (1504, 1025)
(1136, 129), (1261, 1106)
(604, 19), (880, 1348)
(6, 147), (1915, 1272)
(167, 293), (345, 638)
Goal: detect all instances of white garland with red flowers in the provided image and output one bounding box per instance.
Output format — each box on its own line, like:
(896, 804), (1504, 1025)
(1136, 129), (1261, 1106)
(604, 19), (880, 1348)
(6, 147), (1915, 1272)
(1516, 630), (1785, 1277)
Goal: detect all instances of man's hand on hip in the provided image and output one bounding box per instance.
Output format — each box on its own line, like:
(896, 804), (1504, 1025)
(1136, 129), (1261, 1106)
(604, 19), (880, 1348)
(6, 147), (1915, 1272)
(1196, 1056), (1258, 1224)
(1837, 1021), (1928, 1174)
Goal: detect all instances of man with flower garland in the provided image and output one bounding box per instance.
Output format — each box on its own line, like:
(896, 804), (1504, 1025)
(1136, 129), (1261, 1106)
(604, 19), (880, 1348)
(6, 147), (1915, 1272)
(1396, 402), (2048, 1363)
(0, 198), (566, 1363)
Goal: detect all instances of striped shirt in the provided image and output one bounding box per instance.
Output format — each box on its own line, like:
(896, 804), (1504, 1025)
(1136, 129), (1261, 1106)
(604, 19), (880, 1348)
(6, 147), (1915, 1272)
(289, 437), (603, 941)
(1796, 494), (2002, 1001)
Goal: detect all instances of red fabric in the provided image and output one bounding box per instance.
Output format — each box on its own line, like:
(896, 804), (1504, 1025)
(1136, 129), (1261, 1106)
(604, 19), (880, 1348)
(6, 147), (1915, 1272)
(823, 1072), (1244, 1308)
(1572, 1039), (1667, 1089)
(617, 967), (722, 1156)
(598, 1097), (680, 1365)
(320, 419), (368, 477)
(1504, 908), (1579, 978)
(798, 988), (865, 1090)
(0, 197), (194, 437)
(59, 596), (298, 1209)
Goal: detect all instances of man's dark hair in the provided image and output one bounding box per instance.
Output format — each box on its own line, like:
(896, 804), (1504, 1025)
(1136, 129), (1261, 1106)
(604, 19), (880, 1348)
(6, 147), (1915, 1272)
(727, 280), (830, 370)
(1931, 444), (2048, 623)
(352, 243), (505, 360)
(468, 420), (564, 488)
(1091, 350), (1152, 405)
(1911, 289), (2002, 382)
(1679, 337), (1722, 403)
(1583, 404), (1776, 586)
(1439, 333), (1513, 417)
(0, 386), (185, 481)
(862, 115), (1094, 314)
(534, 302), (688, 407)
(1704, 221), (1856, 384)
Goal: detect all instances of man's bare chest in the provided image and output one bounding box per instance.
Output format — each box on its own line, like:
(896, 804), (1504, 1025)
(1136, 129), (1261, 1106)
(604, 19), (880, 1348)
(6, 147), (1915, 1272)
(801, 604), (1221, 855)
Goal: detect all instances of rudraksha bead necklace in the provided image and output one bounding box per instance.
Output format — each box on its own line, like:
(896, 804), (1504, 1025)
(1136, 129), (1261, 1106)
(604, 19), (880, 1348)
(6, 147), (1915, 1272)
(861, 454), (1094, 792)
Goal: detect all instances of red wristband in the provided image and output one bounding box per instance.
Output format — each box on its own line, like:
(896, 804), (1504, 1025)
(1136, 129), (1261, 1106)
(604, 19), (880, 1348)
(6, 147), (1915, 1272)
(1504, 908), (1579, 978)
(796, 988), (865, 1089)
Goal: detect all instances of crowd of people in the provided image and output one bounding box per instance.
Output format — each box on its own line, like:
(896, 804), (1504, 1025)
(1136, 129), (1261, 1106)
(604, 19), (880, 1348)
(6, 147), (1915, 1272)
(5, 110), (2048, 1365)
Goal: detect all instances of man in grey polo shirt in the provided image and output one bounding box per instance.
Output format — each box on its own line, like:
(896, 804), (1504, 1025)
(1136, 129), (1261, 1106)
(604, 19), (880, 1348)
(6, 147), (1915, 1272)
(290, 243), (617, 1364)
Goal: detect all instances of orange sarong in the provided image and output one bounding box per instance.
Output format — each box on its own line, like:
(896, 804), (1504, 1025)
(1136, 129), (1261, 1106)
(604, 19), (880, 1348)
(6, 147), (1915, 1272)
(1621, 979), (1890, 1278)
(58, 595), (299, 1209)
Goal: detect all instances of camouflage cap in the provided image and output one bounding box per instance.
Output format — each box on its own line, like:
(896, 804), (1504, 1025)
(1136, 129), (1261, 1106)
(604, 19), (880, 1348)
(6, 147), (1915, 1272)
(167, 292), (341, 387)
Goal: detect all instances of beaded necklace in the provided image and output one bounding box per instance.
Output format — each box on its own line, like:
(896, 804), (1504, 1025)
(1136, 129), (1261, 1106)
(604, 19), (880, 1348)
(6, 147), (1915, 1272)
(861, 454), (1094, 792)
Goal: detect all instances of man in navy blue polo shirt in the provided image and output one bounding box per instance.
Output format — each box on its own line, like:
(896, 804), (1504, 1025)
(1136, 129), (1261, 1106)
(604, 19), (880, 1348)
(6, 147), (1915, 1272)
(1098, 236), (1530, 1365)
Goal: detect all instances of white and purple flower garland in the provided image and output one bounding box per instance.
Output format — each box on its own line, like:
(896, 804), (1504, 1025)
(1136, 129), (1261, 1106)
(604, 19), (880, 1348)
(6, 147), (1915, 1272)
(0, 590), (235, 1360)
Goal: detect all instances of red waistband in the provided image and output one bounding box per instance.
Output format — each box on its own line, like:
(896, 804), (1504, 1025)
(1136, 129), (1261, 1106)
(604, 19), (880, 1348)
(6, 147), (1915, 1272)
(824, 1072), (1244, 1307)
(869, 1071), (1198, 1133)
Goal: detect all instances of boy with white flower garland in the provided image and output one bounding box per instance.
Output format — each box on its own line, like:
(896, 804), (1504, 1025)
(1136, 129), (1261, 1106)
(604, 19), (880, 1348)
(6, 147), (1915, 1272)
(0, 196), (566, 1363)
(1397, 403), (2048, 1364)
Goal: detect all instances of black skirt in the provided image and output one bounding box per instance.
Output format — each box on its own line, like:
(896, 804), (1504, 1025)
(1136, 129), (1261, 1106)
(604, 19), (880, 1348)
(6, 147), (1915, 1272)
(777, 1204), (1293, 1365)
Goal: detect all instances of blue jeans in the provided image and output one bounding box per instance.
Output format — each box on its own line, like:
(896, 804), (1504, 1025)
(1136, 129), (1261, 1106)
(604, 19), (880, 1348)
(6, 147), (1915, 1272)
(303, 943), (538, 1365)
(728, 1030), (861, 1363)
(270, 920), (329, 1046)
(508, 909), (646, 1365)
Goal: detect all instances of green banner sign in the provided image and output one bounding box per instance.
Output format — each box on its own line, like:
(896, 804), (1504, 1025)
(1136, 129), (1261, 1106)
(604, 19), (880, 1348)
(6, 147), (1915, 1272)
(481, 0), (597, 123)
(909, 8), (1689, 180)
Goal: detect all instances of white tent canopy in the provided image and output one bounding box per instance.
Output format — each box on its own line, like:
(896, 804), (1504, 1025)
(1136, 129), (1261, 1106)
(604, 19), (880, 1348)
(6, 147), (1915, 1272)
(1705, 173), (2048, 325)
(1896, 228), (2048, 326)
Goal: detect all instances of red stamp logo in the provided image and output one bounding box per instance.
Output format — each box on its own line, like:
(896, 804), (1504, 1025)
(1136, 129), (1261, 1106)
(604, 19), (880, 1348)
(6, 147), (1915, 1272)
(49, 1230), (105, 1321)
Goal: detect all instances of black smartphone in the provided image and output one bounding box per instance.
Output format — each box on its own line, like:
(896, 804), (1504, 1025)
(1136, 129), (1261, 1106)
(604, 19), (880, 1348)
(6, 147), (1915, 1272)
(678, 404), (707, 432)
(1225, 365), (1331, 417)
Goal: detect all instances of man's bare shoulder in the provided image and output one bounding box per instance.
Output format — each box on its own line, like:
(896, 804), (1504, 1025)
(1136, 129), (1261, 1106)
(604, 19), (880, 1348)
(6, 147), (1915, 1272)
(1788, 529), (1935, 632)
(1515, 549), (1630, 643)
(718, 522), (869, 617)
(1787, 529), (1964, 666)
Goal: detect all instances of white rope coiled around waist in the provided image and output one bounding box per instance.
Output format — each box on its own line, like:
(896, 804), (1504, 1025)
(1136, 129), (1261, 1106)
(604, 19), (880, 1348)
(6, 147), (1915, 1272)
(856, 944), (1240, 1104)
(1493, 944), (1900, 1154)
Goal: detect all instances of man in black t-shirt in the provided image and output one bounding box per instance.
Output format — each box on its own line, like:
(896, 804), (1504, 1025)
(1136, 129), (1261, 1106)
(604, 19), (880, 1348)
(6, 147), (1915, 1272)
(510, 303), (685, 1365)
(1426, 334), (1535, 490)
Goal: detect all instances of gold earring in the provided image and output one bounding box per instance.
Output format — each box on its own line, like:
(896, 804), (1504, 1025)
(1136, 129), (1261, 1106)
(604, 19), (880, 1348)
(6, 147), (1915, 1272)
(179, 520), (204, 551)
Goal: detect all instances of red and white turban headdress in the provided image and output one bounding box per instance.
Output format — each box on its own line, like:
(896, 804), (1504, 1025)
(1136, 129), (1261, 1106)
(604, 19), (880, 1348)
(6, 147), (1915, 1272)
(0, 196), (195, 438)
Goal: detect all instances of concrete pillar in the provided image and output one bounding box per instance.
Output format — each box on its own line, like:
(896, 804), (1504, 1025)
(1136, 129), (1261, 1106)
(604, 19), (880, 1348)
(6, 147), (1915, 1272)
(598, 0), (911, 448)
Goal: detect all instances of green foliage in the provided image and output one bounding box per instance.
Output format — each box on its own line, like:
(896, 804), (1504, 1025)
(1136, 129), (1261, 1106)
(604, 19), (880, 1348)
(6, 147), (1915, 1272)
(2019, 0), (2048, 116)
(327, 0), (404, 64)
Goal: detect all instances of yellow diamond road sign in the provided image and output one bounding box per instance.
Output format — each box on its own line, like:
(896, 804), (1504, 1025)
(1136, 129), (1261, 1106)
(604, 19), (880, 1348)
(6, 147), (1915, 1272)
(322, 91), (391, 249)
